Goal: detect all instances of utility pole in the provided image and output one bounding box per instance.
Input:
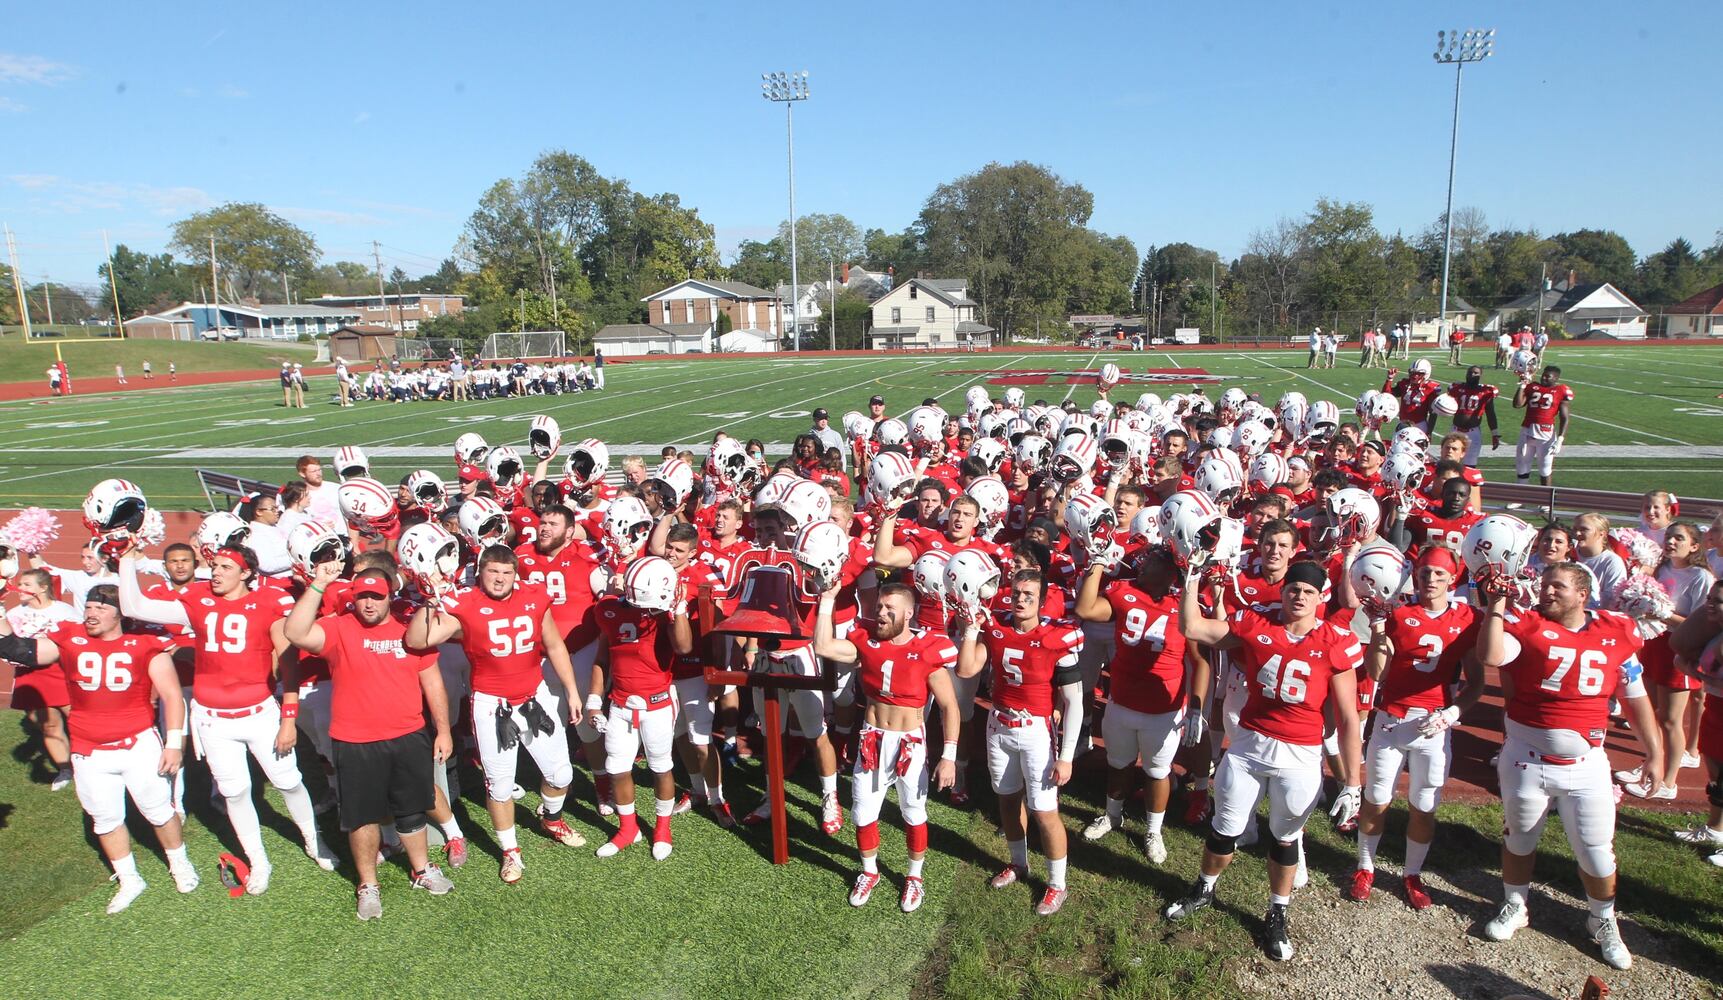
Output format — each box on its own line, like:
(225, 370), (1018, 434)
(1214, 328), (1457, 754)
(103, 230), (124, 337)
(42, 276), (53, 325)
(282, 272), (290, 304)
(4, 225), (29, 338)
(209, 235), (220, 334)
(762, 71), (809, 351)
(372, 241), (389, 328)
(1209, 259), (1216, 342)
(828, 257), (837, 351)
(1433, 28), (1495, 348)
(519, 289), (525, 332)
(1534, 261), (1547, 336)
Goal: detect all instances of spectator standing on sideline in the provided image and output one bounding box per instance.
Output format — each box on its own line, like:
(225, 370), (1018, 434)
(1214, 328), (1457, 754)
(168, 361), (176, 381)
(115, 364), (127, 384)
(810, 408), (844, 456)
(1448, 327), (1466, 366)
(594, 349), (606, 389)
(291, 364), (308, 409)
(47, 365), (63, 396)
(335, 358), (352, 407)
(280, 362), (295, 407)
(142, 360), (153, 380)
(1322, 331), (1339, 369)
(298, 455), (343, 525)
(1307, 327), (1322, 369)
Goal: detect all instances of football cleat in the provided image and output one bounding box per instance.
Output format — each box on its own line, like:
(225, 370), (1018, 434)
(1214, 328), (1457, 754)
(711, 802), (737, 829)
(652, 820), (673, 861)
(820, 792), (844, 835)
(307, 840), (339, 872)
(443, 837), (469, 869)
(1483, 899), (1529, 941)
(672, 792), (694, 815)
(499, 848), (525, 884)
(106, 874), (146, 914)
(849, 870), (882, 907)
(1144, 832), (1168, 865)
(169, 860), (200, 894)
(989, 864), (1027, 890)
(900, 875), (926, 913)
(596, 827), (644, 858)
(1162, 879), (1215, 920)
(410, 865), (454, 896)
(595, 774), (616, 816)
(540, 813), (587, 848)
(1082, 813), (1116, 842)
(50, 768), (72, 792)
(1035, 887), (1068, 917)
(246, 862), (272, 896)
(1348, 868), (1374, 902)
(742, 800), (773, 826)
(1182, 789), (1211, 826)
(1587, 915), (1632, 970)
(355, 883), (382, 921)
(1262, 904), (1294, 961)
(1402, 874), (1432, 911)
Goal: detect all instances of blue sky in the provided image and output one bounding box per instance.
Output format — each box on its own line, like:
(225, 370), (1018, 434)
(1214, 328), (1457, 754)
(3, 1), (1719, 297)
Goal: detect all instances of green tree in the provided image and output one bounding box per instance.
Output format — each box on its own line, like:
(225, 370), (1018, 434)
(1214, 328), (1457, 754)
(1299, 199), (1387, 326)
(168, 202), (319, 301)
(727, 238), (789, 290)
(777, 213), (866, 280)
(100, 245), (197, 318)
(1550, 229), (1636, 290)
(862, 227), (921, 281)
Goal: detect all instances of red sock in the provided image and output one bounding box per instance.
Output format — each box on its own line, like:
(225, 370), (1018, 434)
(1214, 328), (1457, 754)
(612, 811), (639, 845)
(654, 814), (672, 843)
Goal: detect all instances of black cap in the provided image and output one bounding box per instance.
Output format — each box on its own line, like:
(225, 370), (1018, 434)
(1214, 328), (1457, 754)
(922, 397), (938, 407)
(812, 408), (829, 420)
(869, 394), (885, 406)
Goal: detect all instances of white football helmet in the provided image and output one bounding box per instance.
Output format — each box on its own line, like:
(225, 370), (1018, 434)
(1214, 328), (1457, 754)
(332, 445), (370, 482)
(970, 437), (1008, 474)
(1089, 398), (1115, 421)
(486, 446), (526, 490)
(82, 478), (148, 537)
(286, 519), (351, 581)
(865, 452), (918, 507)
(1410, 358), (1433, 379)
(911, 549), (952, 607)
(755, 471), (801, 508)
(1276, 392), (1308, 434)
(1194, 454), (1244, 502)
(1247, 453), (1290, 493)
(527, 415), (561, 460)
(944, 548), (1002, 613)
(1158, 490), (1224, 566)
(406, 470), (448, 514)
(1354, 389), (1380, 421)
(842, 411), (873, 442)
(1202, 517), (1247, 572)
(338, 477), (398, 533)
(1349, 540), (1412, 616)
(908, 406), (945, 447)
(1461, 514), (1537, 578)
(777, 480), (833, 532)
(1003, 386), (1026, 410)
(966, 478), (1010, 539)
(707, 437), (756, 493)
(648, 458), (695, 507)
(964, 385), (990, 415)
(194, 511), (251, 561)
(603, 496), (653, 558)
(1219, 387), (1247, 420)
(793, 520), (850, 592)
(1303, 400), (1341, 442)
(397, 522), (461, 592)
(1325, 488), (1382, 547)
(453, 432), (489, 467)
(1233, 421), (1272, 459)
(623, 556), (679, 613)
(1134, 391), (1163, 412)
(1014, 434), (1052, 474)
(455, 496), (509, 549)
(1051, 434), (1098, 482)
(1129, 506), (1163, 546)
(1059, 411), (1098, 440)
(1431, 392), (1459, 417)
(1203, 424), (1235, 450)
(1365, 392), (1400, 429)
(1391, 426), (1430, 456)
(1064, 493), (1118, 558)
(1382, 451), (1426, 494)
(564, 438), (610, 494)
(1098, 362), (1122, 390)
(1028, 405), (1058, 437)
(873, 418), (909, 447)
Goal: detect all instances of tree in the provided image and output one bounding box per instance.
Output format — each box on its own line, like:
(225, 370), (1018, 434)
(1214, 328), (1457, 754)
(100, 245), (198, 317)
(862, 227), (921, 280)
(1636, 237), (1721, 306)
(1238, 217), (1302, 329)
(777, 213), (866, 282)
(168, 202), (319, 302)
(1550, 229), (1636, 290)
(415, 258), (465, 294)
(1299, 199), (1387, 327)
(727, 238), (789, 291)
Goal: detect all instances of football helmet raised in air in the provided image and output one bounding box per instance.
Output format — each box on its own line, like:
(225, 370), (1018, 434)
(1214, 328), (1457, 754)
(454, 432), (489, 467)
(966, 477), (1011, 540)
(873, 418), (909, 447)
(776, 479), (833, 532)
(1325, 488), (1381, 548)
(527, 415), (561, 460)
(563, 439), (610, 496)
(1064, 492), (1118, 559)
(333, 445), (370, 482)
(603, 496), (654, 559)
(286, 519), (352, 582)
(793, 520), (850, 592)
(406, 470), (448, 514)
(82, 479), (148, 538)
(865, 452), (918, 508)
(1349, 541), (1412, 619)
(1050, 434), (1098, 483)
(1461, 514), (1537, 579)
(194, 511), (251, 562)
(397, 522), (461, 594)
(454, 496), (509, 549)
(944, 548), (1002, 616)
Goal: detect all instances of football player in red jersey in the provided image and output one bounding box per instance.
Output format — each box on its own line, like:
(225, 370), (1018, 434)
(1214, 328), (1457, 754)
(141, 542), (200, 812)
(119, 546), (335, 893)
(661, 522), (732, 823)
(957, 569), (1085, 916)
(1441, 365), (1501, 468)
(1476, 562), (1662, 970)
(1401, 476), (1481, 560)
(0, 585), (199, 913)
(407, 545), (586, 884)
(1384, 360), (1441, 431)
(815, 582), (960, 912)
(1075, 546), (1205, 865)
(1512, 364), (1574, 486)
(1349, 547), (1484, 908)
(1167, 560), (1363, 962)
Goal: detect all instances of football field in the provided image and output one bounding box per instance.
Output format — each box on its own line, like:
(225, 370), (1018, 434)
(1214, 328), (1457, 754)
(2, 343), (1721, 510)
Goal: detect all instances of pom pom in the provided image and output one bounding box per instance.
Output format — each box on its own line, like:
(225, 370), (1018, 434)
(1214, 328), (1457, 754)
(0, 507), (63, 556)
(1613, 573), (1674, 623)
(137, 508), (167, 548)
(1608, 527), (1662, 573)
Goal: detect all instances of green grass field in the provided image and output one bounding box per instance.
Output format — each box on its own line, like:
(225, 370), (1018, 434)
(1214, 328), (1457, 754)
(0, 328), (315, 386)
(0, 343), (1719, 509)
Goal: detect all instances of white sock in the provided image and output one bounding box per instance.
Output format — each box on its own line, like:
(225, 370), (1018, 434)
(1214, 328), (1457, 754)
(1404, 837), (1431, 877)
(278, 782), (320, 847)
(1008, 838), (1029, 869)
(497, 825), (518, 851)
(165, 844), (190, 867)
(689, 773), (707, 799)
(1105, 796), (1124, 823)
(439, 817), (464, 841)
(1047, 856), (1067, 890)
(709, 782), (726, 806)
(820, 772), (838, 797)
(540, 792), (566, 815)
(224, 791), (267, 861)
(1358, 831), (1383, 872)
(1146, 810), (1165, 836)
(861, 853), (878, 874)
(655, 796), (675, 818)
(1269, 893), (1290, 907)
(112, 852), (139, 879)
(1198, 871), (1218, 891)
(1503, 882), (1529, 907)
(1587, 895), (1615, 922)
(908, 856), (925, 878)
(617, 801), (637, 817)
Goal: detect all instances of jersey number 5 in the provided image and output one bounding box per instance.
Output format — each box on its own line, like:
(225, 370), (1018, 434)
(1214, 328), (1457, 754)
(487, 616), (536, 657)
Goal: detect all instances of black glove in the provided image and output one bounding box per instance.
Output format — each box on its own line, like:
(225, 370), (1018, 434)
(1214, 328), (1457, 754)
(520, 696), (556, 739)
(494, 701), (522, 752)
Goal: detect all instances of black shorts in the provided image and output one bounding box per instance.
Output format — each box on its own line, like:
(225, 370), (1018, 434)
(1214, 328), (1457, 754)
(333, 729), (434, 832)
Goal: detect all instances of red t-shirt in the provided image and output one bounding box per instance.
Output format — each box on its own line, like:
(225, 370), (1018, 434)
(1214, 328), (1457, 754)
(1406, 509), (1482, 557)
(1227, 608), (1363, 746)
(439, 582), (553, 701)
(319, 611), (436, 743)
(1376, 602), (1478, 717)
(1501, 609), (1644, 746)
(594, 597), (674, 702)
(856, 629), (958, 708)
(50, 624), (178, 754)
(1520, 383), (1573, 429)
(175, 582), (295, 709)
(980, 618), (1084, 717)
(1103, 582), (1187, 714)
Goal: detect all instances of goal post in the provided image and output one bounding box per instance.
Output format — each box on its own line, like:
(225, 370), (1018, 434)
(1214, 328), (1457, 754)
(480, 330), (566, 360)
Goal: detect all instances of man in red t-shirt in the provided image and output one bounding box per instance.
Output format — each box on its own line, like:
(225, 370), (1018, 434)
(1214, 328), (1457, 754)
(1512, 364), (1574, 486)
(0, 585), (197, 913)
(286, 564), (455, 918)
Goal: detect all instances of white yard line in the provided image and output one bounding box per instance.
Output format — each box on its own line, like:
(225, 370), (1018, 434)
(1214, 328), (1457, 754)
(1061, 352), (1102, 402)
(1566, 412), (1691, 445)
(686, 358), (950, 444)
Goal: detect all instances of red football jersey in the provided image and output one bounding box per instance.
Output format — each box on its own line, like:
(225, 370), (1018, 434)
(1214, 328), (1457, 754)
(1376, 602), (1478, 717)
(1520, 383), (1573, 428)
(1227, 608), (1364, 746)
(1501, 610), (1644, 746)
(699, 536), (751, 589)
(440, 582), (553, 701)
(1406, 509), (1482, 556)
(1388, 376), (1441, 424)
(1446, 382), (1499, 422)
(672, 559), (727, 679)
(980, 618), (1084, 717)
(50, 624), (178, 754)
(855, 629), (958, 708)
(174, 582), (295, 709)
(515, 541), (600, 641)
(143, 580), (198, 686)
(594, 596), (674, 701)
(510, 507), (541, 548)
(1103, 582), (1188, 714)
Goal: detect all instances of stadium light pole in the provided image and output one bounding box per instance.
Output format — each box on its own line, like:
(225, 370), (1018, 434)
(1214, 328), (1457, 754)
(763, 70), (809, 351)
(1433, 28), (1494, 351)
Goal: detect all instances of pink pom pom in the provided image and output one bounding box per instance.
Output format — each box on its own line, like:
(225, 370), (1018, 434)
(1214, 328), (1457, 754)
(138, 508), (167, 548)
(0, 507), (63, 556)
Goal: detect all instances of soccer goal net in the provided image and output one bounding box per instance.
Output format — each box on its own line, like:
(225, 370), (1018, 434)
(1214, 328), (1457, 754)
(395, 337), (465, 361)
(480, 330), (567, 360)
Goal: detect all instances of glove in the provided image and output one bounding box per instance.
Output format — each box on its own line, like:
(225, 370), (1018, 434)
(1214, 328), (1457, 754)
(520, 696), (556, 739)
(1548, 436), (1563, 456)
(494, 701), (522, 753)
(1417, 705), (1461, 738)
(1180, 710), (1208, 748)
(1329, 785), (1361, 828)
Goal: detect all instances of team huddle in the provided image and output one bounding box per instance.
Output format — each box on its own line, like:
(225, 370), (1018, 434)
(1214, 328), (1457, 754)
(7, 354), (1723, 972)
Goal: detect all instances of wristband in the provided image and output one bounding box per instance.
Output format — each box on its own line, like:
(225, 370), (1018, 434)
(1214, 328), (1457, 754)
(279, 702), (299, 720)
(585, 694), (604, 712)
(309, 585), (326, 595)
(941, 741), (958, 762)
(165, 730), (186, 750)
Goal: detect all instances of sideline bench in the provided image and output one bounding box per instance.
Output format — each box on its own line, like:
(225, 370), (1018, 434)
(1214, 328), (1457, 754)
(196, 469), (281, 511)
(1479, 481), (1723, 524)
